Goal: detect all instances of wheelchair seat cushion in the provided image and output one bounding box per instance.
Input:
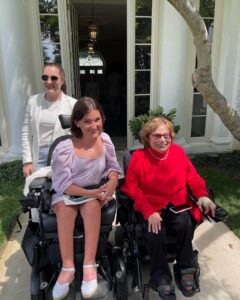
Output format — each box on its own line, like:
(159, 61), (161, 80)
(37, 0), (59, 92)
(42, 199), (116, 233)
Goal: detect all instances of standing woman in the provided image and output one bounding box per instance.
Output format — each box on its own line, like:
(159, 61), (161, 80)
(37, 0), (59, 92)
(22, 63), (77, 177)
(51, 97), (122, 299)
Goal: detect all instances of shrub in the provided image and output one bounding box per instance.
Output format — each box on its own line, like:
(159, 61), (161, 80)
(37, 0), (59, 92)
(129, 106), (180, 139)
(0, 160), (24, 247)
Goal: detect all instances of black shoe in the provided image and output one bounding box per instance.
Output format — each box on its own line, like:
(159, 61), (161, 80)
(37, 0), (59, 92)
(149, 280), (176, 300)
(173, 265), (200, 297)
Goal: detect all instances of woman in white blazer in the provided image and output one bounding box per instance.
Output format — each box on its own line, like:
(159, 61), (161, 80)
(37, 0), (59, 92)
(22, 63), (77, 177)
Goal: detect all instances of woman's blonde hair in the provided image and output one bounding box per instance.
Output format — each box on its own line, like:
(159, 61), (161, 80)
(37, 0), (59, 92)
(140, 117), (175, 147)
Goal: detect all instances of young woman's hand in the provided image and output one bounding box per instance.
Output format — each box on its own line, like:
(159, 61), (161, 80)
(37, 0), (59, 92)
(100, 172), (118, 204)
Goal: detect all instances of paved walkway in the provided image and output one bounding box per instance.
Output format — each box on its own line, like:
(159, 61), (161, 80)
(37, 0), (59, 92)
(0, 213), (240, 299)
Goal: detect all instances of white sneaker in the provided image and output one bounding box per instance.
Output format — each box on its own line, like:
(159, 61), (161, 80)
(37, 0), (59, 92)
(52, 267), (75, 300)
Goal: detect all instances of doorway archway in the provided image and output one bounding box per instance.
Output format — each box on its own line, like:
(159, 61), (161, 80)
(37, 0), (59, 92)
(70, 0), (127, 147)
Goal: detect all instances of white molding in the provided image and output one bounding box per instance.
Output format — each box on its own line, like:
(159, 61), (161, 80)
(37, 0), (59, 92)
(127, 0), (135, 148)
(210, 136), (233, 152)
(150, 0), (161, 108)
(29, 0), (44, 92)
(0, 38), (10, 155)
(58, 0), (72, 96)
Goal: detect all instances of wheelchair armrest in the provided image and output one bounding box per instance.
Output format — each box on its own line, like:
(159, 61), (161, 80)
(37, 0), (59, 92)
(19, 177), (52, 211)
(29, 177), (49, 192)
(116, 178), (134, 206)
(116, 189), (134, 208)
(210, 204), (228, 222)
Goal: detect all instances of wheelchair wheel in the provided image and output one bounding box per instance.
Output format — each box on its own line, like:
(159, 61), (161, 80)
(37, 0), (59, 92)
(31, 294), (45, 300)
(115, 279), (128, 300)
(112, 248), (128, 300)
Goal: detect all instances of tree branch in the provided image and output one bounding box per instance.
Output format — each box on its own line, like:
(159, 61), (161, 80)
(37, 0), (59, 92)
(167, 0), (240, 140)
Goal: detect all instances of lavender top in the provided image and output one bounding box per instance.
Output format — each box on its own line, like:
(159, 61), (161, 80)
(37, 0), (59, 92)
(51, 132), (122, 206)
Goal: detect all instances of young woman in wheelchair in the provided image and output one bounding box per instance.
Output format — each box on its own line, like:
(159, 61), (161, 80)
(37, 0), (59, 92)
(51, 97), (121, 299)
(121, 117), (216, 299)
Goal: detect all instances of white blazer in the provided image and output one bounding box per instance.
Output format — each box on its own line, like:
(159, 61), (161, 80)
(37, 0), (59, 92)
(21, 92), (77, 169)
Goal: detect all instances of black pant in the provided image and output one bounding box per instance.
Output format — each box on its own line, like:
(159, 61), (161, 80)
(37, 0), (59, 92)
(140, 210), (195, 285)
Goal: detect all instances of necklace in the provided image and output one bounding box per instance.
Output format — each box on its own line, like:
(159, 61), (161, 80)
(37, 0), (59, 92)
(147, 148), (169, 161)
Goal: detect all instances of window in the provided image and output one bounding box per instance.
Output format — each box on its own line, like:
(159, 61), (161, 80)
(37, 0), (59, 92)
(38, 0), (61, 63)
(191, 0), (215, 137)
(135, 0), (152, 116)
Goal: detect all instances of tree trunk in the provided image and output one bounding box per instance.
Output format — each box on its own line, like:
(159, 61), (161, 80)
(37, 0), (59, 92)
(167, 0), (240, 141)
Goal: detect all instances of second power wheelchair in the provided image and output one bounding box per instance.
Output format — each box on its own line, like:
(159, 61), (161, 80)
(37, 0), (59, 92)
(114, 149), (228, 300)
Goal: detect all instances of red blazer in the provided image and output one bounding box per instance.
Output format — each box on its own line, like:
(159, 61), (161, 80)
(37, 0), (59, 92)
(121, 144), (209, 223)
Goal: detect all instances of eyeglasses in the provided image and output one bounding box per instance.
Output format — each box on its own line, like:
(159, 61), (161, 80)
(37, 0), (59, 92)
(150, 133), (171, 140)
(41, 75), (58, 81)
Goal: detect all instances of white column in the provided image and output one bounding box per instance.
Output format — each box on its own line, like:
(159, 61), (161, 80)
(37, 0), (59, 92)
(210, 0), (240, 151)
(0, 1), (41, 161)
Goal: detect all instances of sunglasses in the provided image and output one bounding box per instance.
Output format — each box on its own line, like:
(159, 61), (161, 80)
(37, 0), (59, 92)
(41, 75), (59, 81)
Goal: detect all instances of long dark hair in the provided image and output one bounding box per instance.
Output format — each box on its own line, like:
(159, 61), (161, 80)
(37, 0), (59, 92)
(43, 63), (67, 93)
(71, 97), (105, 138)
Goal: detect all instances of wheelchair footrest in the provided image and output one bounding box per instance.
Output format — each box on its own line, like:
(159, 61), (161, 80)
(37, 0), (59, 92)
(173, 263), (200, 297)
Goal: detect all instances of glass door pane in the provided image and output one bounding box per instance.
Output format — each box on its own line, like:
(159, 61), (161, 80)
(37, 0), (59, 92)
(134, 0), (152, 117)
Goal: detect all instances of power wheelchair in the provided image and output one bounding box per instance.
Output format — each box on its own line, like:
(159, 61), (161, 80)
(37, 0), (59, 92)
(18, 115), (128, 300)
(114, 149), (228, 300)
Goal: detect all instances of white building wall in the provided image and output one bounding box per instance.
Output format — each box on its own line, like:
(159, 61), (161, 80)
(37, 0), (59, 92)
(157, 1), (196, 151)
(209, 0), (240, 151)
(0, 0), (41, 161)
(158, 1), (189, 114)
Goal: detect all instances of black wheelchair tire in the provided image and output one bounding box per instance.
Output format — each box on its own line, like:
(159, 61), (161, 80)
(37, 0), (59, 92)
(31, 294), (44, 300)
(116, 280), (128, 300)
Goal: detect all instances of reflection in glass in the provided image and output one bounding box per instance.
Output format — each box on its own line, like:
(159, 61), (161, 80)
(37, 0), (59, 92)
(191, 116), (206, 137)
(136, 45), (151, 69)
(135, 96), (150, 116)
(135, 71), (150, 94)
(40, 15), (60, 43)
(136, 18), (151, 43)
(79, 50), (104, 67)
(39, 0), (58, 14)
(199, 0), (215, 18)
(136, 0), (152, 16)
(192, 94), (207, 116)
(42, 43), (61, 63)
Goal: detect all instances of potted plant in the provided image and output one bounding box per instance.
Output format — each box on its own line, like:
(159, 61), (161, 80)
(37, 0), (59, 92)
(129, 106), (180, 141)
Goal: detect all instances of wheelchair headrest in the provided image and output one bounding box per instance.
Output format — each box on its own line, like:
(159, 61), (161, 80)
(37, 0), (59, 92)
(59, 114), (71, 129)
